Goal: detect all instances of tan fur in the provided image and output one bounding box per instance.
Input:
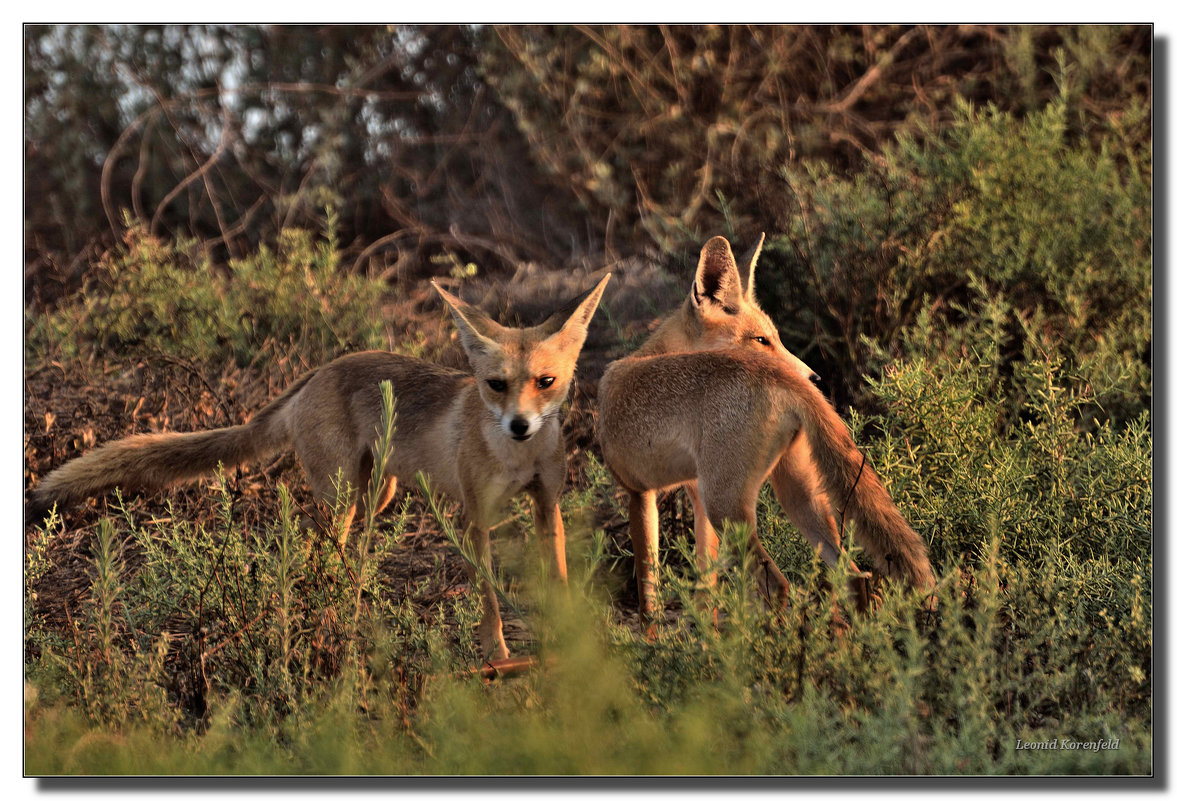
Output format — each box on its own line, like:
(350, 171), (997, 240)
(598, 235), (933, 627)
(30, 275), (611, 660)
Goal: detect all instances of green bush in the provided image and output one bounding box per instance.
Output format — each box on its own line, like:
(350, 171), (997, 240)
(761, 95), (1150, 419)
(854, 292), (1151, 573)
(28, 210), (389, 367)
(26, 386), (479, 736)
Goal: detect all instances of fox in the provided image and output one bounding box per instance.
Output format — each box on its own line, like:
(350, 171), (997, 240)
(597, 235), (934, 628)
(28, 274), (612, 660)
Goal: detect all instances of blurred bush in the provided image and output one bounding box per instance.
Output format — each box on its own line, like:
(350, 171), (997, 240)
(26, 495), (1152, 774)
(25, 24), (589, 308)
(26, 25), (1150, 308)
(485, 25), (1148, 252)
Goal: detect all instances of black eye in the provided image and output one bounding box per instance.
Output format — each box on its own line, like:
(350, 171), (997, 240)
(486, 379), (507, 392)
(536, 376), (556, 390)
(752, 336), (771, 346)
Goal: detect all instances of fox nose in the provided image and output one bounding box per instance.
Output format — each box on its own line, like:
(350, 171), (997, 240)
(509, 417), (531, 438)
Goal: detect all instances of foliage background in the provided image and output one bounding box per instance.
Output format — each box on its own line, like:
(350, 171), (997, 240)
(23, 24), (1151, 776)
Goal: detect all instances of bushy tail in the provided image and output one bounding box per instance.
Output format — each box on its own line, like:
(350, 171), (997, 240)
(28, 370), (315, 522)
(793, 378), (935, 591)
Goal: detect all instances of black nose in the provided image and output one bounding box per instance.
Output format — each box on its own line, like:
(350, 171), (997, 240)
(509, 417), (530, 436)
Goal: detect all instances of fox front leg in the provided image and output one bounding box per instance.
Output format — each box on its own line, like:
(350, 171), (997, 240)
(627, 488), (660, 637)
(461, 521), (509, 661)
(684, 481), (720, 625)
(526, 477), (568, 583)
(683, 482), (718, 590)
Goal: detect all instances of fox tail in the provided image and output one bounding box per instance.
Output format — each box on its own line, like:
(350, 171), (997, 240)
(27, 370), (315, 521)
(792, 377), (936, 590)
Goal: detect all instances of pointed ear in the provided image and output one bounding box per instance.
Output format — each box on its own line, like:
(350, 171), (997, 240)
(432, 281), (507, 357)
(540, 273), (612, 350)
(691, 236), (744, 313)
(738, 232), (765, 300)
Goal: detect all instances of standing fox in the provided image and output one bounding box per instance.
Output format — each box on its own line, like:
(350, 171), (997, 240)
(29, 275), (611, 660)
(598, 235), (933, 626)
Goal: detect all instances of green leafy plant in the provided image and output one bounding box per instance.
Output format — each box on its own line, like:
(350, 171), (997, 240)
(29, 210), (389, 368)
(760, 95), (1149, 418)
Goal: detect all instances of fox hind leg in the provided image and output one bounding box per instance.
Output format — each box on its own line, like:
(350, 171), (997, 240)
(770, 435), (872, 612)
(302, 463), (360, 546)
(769, 433), (843, 566)
(697, 474), (790, 609)
(684, 482), (721, 626)
(355, 449), (398, 526)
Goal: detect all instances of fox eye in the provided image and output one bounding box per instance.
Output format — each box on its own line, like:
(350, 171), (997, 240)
(751, 336), (771, 347)
(486, 379), (507, 392)
(536, 376), (556, 390)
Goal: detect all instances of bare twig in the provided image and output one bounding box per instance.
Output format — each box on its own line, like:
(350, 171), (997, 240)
(149, 106), (234, 238)
(819, 27), (923, 115)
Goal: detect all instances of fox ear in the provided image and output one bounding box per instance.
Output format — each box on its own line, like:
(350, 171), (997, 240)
(540, 273), (612, 349)
(692, 236), (743, 313)
(432, 282), (507, 357)
(738, 232), (765, 300)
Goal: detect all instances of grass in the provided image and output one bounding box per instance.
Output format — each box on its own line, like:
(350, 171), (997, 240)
(24, 519), (1152, 774)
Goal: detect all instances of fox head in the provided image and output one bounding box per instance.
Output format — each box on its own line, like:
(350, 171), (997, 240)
(678, 234), (816, 382)
(433, 274), (611, 442)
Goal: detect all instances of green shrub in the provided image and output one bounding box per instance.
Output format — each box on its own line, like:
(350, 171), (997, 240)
(26, 385), (476, 734)
(25, 522), (1152, 774)
(761, 95), (1150, 419)
(28, 210), (389, 367)
(848, 287), (1152, 574)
